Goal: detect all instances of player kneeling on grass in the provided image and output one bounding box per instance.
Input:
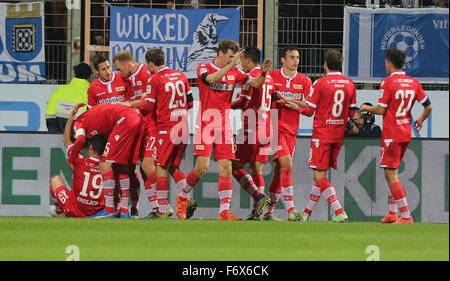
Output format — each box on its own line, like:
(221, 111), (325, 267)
(49, 105), (108, 218)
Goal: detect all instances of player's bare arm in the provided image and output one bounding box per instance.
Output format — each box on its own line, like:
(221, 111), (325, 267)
(203, 51), (244, 85)
(63, 102), (85, 150)
(117, 99), (143, 109)
(275, 92), (307, 109)
(248, 58), (272, 88)
(414, 103), (432, 132)
(360, 104), (386, 115)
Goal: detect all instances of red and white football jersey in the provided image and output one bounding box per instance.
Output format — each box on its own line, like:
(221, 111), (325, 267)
(127, 63), (156, 129)
(378, 71), (428, 142)
(73, 103), (139, 139)
(306, 71), (357, 143)
(87, 72), (132, 108)
(66, 144), (104, 216)
(269, 68), (312, 136)
(241, 67), (276, 129)
(141, 66), (192, 129)
(197, 61), (251, 128)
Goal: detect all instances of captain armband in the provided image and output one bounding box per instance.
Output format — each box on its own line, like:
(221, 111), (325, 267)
(422, 98), (431, 108)
(201, 73), (210, 84)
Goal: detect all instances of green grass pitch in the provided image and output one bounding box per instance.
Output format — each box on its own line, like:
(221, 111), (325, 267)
(0, 217), (448, 261)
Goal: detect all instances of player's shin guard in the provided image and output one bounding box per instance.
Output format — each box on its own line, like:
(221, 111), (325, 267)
(252, 172), (266, 194)
(304, 182), (320, 216)
(182, 169), (200, 198)
(172, 169), (191, 199)
(388, 181), (410, 219)
(265, 174), (281, 216)
(318, 178), (343, 215)
(232, 169), (260, 198)
(156, 176), (170, 215)
(101, 169), (116, 214)
(118, 174), (130, 215)
(129, 171), (140, 213)
(144, 170), (158, 212)
(388, 192), (398, 215)
(218, 176), (232, 214)
(280, 169), (295, 214)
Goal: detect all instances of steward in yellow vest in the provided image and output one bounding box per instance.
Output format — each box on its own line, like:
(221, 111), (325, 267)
(45, 63), (92, 132)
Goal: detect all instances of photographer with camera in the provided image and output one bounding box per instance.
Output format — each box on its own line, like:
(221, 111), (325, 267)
(345, 102), (382, 138)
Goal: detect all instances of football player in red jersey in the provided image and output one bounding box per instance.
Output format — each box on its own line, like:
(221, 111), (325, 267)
(179, 40), (272, 220)
(49, 105), (107, 218)
(360, 49), (432, 224)
(88, 55), (137, 216)
(87, 55), (133, 108)
(119, 48), (197, 219)
(113, 51), (160, 218)
(71, 103), (145, 218)
(231, 46), (273, 220)
(281, 49), (357, 222)
(263, 46), (312, 221)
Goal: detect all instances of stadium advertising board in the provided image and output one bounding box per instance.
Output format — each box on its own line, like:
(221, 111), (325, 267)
(0, 2), (46, 83)
(109, 6), (240, 78)
(343, 7), (449, 83)
(0, 84), (448, 138)
(0, 134), (447, 223)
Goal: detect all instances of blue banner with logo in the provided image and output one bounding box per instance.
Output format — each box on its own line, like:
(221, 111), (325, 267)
(343, 7), (449, 83)
(0, 2), (46, 83)
(110, 6), (240, 78)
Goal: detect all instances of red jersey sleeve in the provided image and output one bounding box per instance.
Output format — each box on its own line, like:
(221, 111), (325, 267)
(141, 77), (158, 115)
(87, 85), (97, 108)
(377, 78), (392, 108)
(235, 68), (251, 86)
(66, 144), (84, 166)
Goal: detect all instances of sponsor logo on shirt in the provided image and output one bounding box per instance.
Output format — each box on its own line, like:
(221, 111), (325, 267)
(325, 119), (345, 125)
(279, 91), (302, 100)
(98, 96), (125, 104)
(210, 83), (234, 91)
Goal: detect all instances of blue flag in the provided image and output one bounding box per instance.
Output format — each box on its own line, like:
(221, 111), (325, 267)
(343, 7), (449, 83)
(110, 7), (240, 78)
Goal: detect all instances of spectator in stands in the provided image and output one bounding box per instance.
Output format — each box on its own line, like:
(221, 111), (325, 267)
(345, 103), (382, 138)
(435, 0), (449, 7)
(166, 0), (175, 9)
(45, 63), (92, 133)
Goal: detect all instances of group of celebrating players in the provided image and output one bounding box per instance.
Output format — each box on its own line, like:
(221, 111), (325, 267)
(49, 39), (432, 224)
